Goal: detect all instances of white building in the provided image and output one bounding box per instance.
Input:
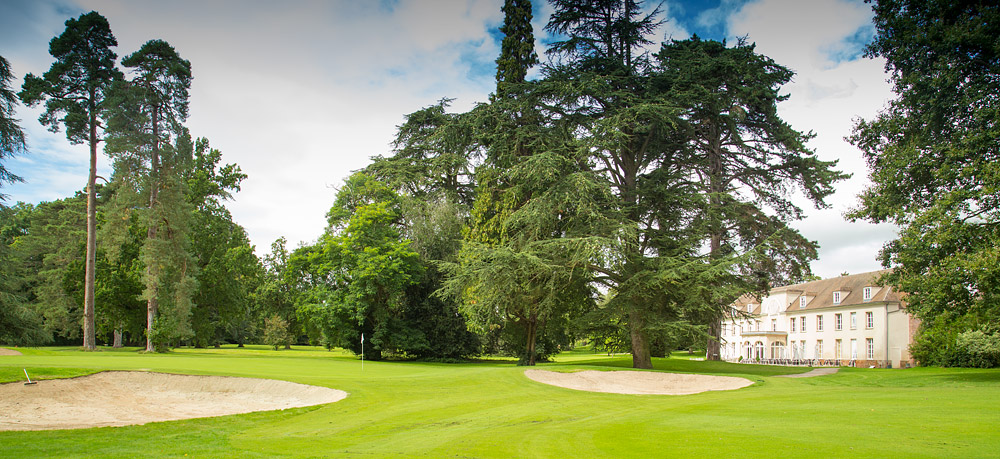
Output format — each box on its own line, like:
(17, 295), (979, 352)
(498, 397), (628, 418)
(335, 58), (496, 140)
(720, 270), (918, 368)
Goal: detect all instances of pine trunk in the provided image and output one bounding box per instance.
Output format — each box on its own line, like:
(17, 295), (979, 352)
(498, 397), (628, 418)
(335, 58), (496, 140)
(629, 308), (653, 369)
(113, 330), (123, 348)
(82, 101), (98, 351)
(145, 106), (160, 353)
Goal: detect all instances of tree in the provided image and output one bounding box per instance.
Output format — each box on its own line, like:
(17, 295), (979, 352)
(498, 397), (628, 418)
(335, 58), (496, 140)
(19, 12), (122, 350)
(0, 55), (46, 346)
(496, 0), (539, 98)
(849, 0), (1000, 366)
(104, 39), (193, 352)
(542, 0), (705, 369)
(311, 173), (423, 360)
(1, 55), (26, 198)
(655, 36), (847, 360)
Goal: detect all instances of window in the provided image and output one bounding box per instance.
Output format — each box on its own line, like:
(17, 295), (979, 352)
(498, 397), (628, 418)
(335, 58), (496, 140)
(747, 304), (753, 312)
(790, 318), (796, 333)
(799, 296), (806, 308)
(816, 314), (824, 331)
(835, 339), (842, 359)
(835, 313), (843, 331)
(851, 338), (858, 359)
(866, 338), (875, 360)
(756, 321), (761, 331)
(801, 340), (806, 358)
(800, 317), (806, 333)
(816, 340), (824, 358)
(863, 287), (873, 301)
(866, 311), (874, 329)
(771, 318), (777, 331)
(833, 291), (841, 304)
(850, 312), (858, 329)
(731, 324), (736, 335)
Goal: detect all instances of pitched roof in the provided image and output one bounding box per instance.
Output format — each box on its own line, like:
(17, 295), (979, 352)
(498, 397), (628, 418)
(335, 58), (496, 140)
(774, 269), (901, 311)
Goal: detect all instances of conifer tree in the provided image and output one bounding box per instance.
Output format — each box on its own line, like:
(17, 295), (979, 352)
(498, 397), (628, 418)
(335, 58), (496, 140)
(103, 39), (194, 351)
(19, 12), (122, 350)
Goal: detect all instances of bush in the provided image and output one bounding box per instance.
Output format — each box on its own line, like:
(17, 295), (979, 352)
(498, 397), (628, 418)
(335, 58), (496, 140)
(263, 315), (293, 350)
(911, 317), (1000, 368)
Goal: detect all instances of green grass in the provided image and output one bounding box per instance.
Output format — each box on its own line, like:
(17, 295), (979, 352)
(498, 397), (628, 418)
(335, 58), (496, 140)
(1, 345), (998, 458)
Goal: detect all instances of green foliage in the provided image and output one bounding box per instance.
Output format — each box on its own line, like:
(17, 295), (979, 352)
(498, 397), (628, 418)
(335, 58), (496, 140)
(303, 173), (424, 360)
(0, 55), (26, 197)
(849, 0), (1000, 360)
(18, 11), (121, 145)
(262, 315), (293, 351)
(496, 0), (538, 96)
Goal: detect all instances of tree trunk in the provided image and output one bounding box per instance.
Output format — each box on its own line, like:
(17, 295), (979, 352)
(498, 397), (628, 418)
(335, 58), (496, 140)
(705, 137), (725, 361)
(83, 103), (98, 351)
(525, 316), (538, 366)
(629, 308), (653, 369)
(145, 106), (161, 353)
(113, 330), (123, 348)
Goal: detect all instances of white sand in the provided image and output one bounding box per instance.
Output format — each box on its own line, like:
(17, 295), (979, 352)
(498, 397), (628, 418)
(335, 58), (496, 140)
(525, 369), (753, 395)
(0, 371), (347, 431)
(0, 348), (22, 356)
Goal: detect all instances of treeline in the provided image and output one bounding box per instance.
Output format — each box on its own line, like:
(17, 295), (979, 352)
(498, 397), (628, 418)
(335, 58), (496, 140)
(1, 1), (846, 367)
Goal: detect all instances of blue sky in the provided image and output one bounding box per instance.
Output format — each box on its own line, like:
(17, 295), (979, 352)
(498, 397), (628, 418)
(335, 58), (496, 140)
(0, 0), (895, 279)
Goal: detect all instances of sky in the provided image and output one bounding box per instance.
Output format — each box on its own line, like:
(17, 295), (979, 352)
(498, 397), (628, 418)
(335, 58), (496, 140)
(0, 0), (897, 280)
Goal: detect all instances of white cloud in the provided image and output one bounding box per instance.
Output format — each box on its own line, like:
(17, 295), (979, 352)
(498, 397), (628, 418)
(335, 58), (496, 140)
(725, 0), (896, 278)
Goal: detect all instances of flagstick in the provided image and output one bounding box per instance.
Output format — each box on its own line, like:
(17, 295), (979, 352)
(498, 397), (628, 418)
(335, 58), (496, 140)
(361, 333), (364, 371)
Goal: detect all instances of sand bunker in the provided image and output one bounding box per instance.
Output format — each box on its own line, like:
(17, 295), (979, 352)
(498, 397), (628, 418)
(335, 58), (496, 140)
(0, 348), (22, 356)
(525, 369), (753, 395)
(0, 371), (347, 431)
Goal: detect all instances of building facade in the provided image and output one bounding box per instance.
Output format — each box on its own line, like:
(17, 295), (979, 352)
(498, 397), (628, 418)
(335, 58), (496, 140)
(720, 270), (918, 368)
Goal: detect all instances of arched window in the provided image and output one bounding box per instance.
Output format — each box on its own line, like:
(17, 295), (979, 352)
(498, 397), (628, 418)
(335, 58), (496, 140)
(770, 341), (785, 359)
(755, 341), (765, 360)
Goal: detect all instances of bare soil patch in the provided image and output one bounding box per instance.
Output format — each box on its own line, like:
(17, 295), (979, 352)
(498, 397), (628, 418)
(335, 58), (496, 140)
(0, 348), (22, 356)
(0, 371), (347, 431)
(525, 369), (753, 395)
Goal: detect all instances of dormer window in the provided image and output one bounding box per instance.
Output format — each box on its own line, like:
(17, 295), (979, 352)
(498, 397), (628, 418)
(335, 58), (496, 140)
(799, 296), (807, 308)
(833, 291), (841, 304)
(747, 304), (753, 313)
(863, 287), (873, 301)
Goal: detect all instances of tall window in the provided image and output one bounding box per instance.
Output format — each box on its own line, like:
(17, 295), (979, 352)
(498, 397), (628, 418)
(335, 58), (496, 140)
(790, 318), (796, 333)
(833, 291), (841, 304)
(835, 313), (843, 331)
(851, 338), (858, 359)
(863, 287), (873, 301)
(850, 312), (858, 329)
(866, 338), (875, 360)
(756, 321), (761, 331)
(817, 314), (824, 331)
(816, 340), (824, 358)
(747, 304), (753, 312)
(800, 317), (806, 333)
(801, 340), (807, 358)
(835, 339), (842, 359)
(771, 318), (777, 331)
(866, 311), (874, 328)
(799, 296), (806, 308)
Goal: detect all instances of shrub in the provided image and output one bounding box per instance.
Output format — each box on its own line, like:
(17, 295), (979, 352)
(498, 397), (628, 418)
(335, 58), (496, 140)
(263, 315), (293, 350)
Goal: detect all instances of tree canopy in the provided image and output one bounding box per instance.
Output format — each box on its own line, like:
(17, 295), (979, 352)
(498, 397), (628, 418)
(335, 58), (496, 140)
(849, 0), (1000, 367)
